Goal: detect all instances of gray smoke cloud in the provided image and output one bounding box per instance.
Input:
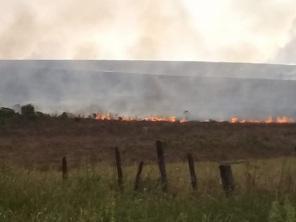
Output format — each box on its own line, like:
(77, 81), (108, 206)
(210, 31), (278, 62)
(1, 1), (296, 119)
(1, 60), (296, 121)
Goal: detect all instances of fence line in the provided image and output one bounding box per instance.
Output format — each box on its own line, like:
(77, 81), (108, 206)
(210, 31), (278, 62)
(60, 141), (238, 196)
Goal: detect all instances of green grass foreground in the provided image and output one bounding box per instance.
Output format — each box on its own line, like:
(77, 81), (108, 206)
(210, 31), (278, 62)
(1, 158), (296, 221)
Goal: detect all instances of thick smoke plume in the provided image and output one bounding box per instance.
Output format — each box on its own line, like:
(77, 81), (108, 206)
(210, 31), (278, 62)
(0, 0), (296, 63)
(1, 1), (296, 119)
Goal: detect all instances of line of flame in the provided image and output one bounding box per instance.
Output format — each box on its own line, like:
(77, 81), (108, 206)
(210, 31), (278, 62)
(95, 113), (295, 124)
(95, 113), (187, 123)
(230, 116), (295, 124)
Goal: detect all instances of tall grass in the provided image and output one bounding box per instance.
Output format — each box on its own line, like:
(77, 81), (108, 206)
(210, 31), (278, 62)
(1, 157), (296, 221)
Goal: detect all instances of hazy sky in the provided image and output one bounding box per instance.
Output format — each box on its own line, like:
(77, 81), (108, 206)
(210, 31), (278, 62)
(1, 0), (296, 63)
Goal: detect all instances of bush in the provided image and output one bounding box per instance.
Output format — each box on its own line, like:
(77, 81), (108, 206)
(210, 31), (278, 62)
(0, 107), (16, 119)
(21, 104), (36, 119)
(36, 111), (50, 119)
(0, 107), (17, 126)
(59, 112), (69, 119)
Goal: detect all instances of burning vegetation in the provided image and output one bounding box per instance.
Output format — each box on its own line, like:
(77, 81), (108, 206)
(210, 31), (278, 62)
(95, 113), (186, 123)
(229, 116), (295, 124)
(95, 112), (295, 124)
(0, 105), (295, 124)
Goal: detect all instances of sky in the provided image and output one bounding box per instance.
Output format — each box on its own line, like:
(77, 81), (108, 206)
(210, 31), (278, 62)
(0, 0), (296, 64)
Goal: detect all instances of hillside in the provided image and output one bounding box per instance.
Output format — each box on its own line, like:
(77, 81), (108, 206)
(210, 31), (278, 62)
(0, 60), (296, 120)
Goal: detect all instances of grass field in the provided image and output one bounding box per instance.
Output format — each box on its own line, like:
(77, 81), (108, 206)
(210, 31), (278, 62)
(1, 158), (296, 221)
(1, 118), (296, 221)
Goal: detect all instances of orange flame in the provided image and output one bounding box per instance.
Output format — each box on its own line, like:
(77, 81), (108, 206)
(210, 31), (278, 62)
(95, 113), (186, 123)
(229, 116), (295, 124)
(143, 115), (177, 122)
(95, 113), (295, 124)
(95, 113), (113, 120)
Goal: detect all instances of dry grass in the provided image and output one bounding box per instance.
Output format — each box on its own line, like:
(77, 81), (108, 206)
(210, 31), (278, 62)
(0, 118), (296, 169)
(2, 157), (296, 221)
(1, 117), (296, 221)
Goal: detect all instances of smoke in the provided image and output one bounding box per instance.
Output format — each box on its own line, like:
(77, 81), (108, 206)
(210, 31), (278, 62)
(1, 60), (296, 120)
(0, 0), (296, 63)
(0, 0), (203, 59)
(274, 19), (296, 64)
(1, 1), (296, 119)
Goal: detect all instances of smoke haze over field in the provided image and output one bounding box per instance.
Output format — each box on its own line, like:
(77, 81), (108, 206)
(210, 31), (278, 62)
(1, 2), (296, 119)
(0, 0), (296, 63)
(1, 60), (296, 121)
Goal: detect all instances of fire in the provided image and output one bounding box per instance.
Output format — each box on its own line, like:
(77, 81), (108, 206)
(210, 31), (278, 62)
(144, 115), (177, 122)
(95, 113), (113, 120)
(229, 116), (295, 124)
(95, 113), (186, 123)
(230, 116), (239, 123)
(274, 116), (295, 123)
(95, 113), (295, 124)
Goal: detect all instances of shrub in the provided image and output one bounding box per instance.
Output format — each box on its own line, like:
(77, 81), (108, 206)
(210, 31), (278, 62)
(36, 111), (50, 119)
(21, 104), (36, 119)
(59, 112), (69, 119)
(0, 107), (16, 119)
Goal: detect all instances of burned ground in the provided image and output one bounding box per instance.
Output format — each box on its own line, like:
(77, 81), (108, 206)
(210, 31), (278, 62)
(0, 118), (296, 169)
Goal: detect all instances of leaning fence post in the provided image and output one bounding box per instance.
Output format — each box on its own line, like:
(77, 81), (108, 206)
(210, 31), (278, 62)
(187, 153), (197, 190)
(219, 164), (235, 196)
(62, 156), (68, 180)
(134, 161), (144, 191)
(156, 140), (168, 191)
(114, 147), (123, 191)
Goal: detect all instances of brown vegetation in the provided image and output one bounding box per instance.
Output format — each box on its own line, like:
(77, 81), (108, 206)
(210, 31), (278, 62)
(1, 118), (296, 169)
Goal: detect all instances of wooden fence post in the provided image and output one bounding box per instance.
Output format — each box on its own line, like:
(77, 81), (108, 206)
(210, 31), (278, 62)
(62, 156), (68, 180)
(156, 140), (168, 191)
(219, 164), (235, 196)
(134, 161), (144, 191)
(114, 147), (123, 191)
(187, 153), (197, 190)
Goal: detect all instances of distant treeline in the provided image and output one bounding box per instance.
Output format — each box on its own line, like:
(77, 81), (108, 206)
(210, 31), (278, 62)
(0, 105), (94, 122)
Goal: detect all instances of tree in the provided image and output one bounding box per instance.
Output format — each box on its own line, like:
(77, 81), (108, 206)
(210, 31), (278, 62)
(21, 104), (36, 119)
(0, 107), (16, 119)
